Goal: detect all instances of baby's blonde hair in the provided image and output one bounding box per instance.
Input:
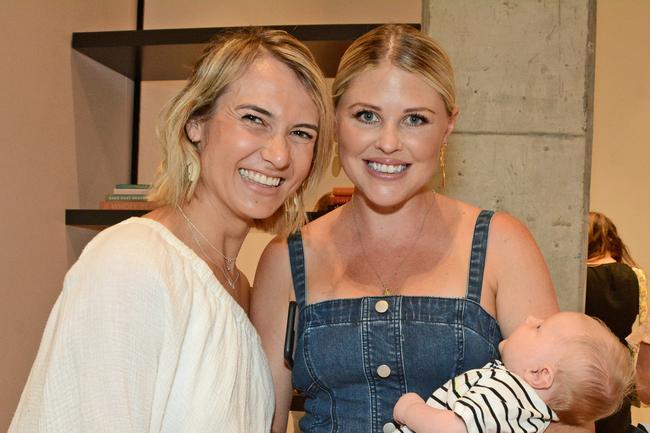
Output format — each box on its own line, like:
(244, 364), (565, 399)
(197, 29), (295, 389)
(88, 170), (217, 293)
(547, 315), (634, 425)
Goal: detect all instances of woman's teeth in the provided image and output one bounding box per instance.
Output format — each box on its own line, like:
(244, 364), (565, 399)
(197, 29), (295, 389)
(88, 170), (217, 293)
(367, 161), (408, 174)
(239, 169), (282, 187)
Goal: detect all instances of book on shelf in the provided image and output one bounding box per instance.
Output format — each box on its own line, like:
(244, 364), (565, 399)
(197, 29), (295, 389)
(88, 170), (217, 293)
(105, 193), (150, 201)
(112, 187), (151, 195)
(114, 183), (151, 189)
(313, 186), (354, 212)
(112, 183), (151, 195)
(330, 195), (351, 205)
(99, 200), (159, 211)
(332, 186), (354, 197)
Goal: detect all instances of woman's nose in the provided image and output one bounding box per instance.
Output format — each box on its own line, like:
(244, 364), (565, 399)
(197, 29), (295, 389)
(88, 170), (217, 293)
(261, 134), (290, 169)
(375, 124), (402, 154)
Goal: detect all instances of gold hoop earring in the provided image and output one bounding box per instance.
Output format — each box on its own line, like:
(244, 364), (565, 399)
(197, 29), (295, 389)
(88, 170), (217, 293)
(439, 143), (447, 190)
(331, 143), (341, 177)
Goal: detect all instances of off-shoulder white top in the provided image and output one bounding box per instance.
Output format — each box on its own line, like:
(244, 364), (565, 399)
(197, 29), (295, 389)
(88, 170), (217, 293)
(9, 218), (274, 433)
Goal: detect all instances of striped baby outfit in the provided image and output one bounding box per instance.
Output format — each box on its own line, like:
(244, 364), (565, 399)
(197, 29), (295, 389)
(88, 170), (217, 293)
(396, 360), (558, 433)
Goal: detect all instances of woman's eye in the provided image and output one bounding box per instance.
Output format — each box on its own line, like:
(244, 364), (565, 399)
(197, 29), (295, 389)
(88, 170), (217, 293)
(404, 114), (428, 126)
(291, 129), (315, 141)
(242, 113), (264, 125)
(354, 110), (379, 124)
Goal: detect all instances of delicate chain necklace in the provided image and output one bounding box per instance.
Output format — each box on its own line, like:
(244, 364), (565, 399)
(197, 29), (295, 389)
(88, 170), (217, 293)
(177, 205), (240, 291)
(351, 196), (434, 296)
(177, 205), (237, 272)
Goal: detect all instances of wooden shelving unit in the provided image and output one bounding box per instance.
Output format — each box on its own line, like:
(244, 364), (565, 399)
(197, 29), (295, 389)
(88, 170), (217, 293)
(71, 24), (402, 80)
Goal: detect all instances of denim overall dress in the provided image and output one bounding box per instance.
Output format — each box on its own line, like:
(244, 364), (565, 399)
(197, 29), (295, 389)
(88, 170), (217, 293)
(288, 210), (502, 433)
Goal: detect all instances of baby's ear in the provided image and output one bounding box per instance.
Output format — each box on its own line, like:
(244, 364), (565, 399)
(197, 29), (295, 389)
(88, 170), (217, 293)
(524, 366), (554, 390)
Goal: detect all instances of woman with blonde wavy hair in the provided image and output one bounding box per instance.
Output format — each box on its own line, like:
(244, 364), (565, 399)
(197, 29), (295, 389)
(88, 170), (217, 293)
(9, 28), (333, 433)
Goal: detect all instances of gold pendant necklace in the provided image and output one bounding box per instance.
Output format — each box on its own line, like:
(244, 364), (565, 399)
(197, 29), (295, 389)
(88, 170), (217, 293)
(177, 205), (237, 272)
(177, 205), (240, 290)
(351, 195), (434, 297)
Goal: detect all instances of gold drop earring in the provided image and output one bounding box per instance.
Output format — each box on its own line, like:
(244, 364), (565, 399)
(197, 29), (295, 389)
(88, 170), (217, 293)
(439, 142), (447, 190)
(331, 143), (341, 177)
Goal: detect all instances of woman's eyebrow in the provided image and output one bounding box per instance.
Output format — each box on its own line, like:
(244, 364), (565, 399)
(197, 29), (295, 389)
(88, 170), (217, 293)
(348, 102), (382, 111)
(403, 107), (436, 114)
(236, 104), (273, 117)
(295, 123), (319, 132)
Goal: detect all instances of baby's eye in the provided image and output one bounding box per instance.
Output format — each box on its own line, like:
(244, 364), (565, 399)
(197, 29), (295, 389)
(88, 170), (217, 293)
(354, 110), (379, 124)
(404, 114), (428, 126)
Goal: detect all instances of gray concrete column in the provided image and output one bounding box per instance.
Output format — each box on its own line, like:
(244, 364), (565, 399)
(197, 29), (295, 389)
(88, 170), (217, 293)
(423, 0), (596, 311)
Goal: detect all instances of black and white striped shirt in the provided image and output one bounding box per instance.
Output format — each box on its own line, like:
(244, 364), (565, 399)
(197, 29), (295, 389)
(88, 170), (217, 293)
(396, 360), (558, 433)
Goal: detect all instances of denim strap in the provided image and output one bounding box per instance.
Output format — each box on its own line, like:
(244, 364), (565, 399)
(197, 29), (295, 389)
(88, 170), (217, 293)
(287, 231), (307, 309)
(466, 210), (495, 303)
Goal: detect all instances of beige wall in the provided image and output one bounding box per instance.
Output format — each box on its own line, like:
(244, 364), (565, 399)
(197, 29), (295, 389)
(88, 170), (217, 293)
(591, 0), (650, 425)
(0, 1), (134, 429)
(591, 0), (650, 273)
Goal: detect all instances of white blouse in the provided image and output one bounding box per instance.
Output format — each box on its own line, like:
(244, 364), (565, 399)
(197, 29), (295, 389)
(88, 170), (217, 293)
(9, 218), (274, 433)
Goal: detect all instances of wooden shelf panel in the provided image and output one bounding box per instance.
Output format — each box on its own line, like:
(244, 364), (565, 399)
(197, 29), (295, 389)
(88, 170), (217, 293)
(65, 209), (148, 230)
(71, 23), (419, 80)
(65, 209), (331, 230)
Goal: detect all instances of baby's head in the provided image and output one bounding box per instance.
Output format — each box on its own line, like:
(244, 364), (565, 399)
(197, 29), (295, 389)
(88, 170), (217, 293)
(499, 311), (634, 425)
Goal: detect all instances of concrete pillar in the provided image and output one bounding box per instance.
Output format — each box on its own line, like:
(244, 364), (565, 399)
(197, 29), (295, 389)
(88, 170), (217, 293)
(423, 0), (596, 311)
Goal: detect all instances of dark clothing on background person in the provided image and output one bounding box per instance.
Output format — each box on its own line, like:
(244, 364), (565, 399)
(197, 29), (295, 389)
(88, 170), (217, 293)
(586, 263), (639, 433)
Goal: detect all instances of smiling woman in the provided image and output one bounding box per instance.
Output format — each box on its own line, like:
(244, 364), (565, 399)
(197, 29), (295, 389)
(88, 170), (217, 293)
(251, 24), (563, 433)
(181, 53), (320, 224)
(8, 28), (333, 433)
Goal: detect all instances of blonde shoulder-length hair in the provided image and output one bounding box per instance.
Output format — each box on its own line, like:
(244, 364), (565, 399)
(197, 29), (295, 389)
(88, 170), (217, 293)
(149, 27), (334, 236)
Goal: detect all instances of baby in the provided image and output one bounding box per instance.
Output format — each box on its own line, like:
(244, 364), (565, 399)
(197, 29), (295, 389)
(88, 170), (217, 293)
(391, 312), (634, 433)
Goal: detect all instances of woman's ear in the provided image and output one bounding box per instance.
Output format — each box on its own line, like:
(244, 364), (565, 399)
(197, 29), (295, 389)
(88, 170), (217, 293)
(443, 106), (460, 143)
(185, 119), (203, 144)
(524, 365), (555, 390)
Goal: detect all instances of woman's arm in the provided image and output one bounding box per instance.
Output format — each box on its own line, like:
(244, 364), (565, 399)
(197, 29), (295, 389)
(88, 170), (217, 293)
(251, 236), (296, 433)
(487, 213), (560, 337)
(488, 214), (594, 433)
(636, 342), (650, 403)
(627, 295), (650, 404)
(10, 239), (165, 432)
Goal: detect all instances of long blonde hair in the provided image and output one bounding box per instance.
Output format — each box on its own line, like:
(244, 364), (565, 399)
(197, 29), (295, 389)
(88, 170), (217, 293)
(149, 28), (334, 235)
(332, 24), (456, 116)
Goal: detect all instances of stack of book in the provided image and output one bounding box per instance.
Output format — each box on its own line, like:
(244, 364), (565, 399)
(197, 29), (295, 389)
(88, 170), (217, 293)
(331, 187), (354, 207)
(314, 186), (354, 213)
(99, 184), (158, 210)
